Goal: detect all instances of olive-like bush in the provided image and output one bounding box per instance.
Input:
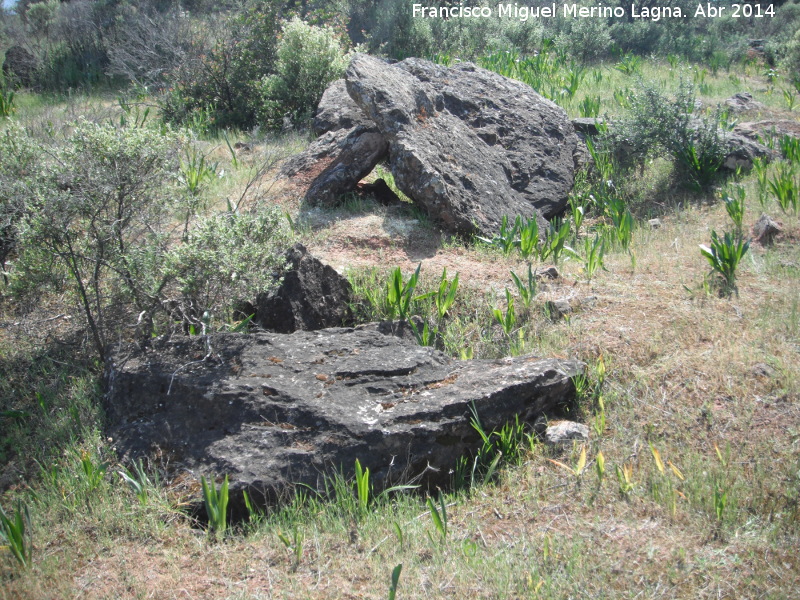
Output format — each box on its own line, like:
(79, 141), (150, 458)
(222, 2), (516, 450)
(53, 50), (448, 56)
(0, 121), (291, 359)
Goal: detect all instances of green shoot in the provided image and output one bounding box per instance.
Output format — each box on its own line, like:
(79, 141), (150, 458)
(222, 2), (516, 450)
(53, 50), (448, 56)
(0, 501), (31, 568)
(699, 230), (750, 296)
(118, 459), (153, 504)
(354, 458), (371, 516)
(510, 264), (537, 309)
(201, 474), (229, 538)
(427, 494), (448, 544)
(388, 564), (403, 600)
(433, 267), (459, 320)
(722, 185), (746, 236)
(492, 289), (516, 336)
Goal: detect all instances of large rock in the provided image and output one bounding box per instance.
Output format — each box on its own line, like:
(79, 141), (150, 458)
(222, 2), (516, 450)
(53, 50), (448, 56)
(105, 329), (583, 507)
(720, 130), (775, 172)
(280, 80), (389, 207)
(724, 92), (765, 113)
(312, 79), (367, 136)
(346, 55), (578, 234)
(255, 243), (353, 333)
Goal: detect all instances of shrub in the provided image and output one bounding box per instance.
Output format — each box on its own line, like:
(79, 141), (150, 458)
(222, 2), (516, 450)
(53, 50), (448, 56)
(1, 120), (292, 358)
(166, 209), (292, 331)
(554, 13), (612, 62)
(5, 121), (184, 359)
(783, 29), (800, 83)
(159, 0), (283, 131)
(610, 79), (727, 188)
(259, 17), (351, 129)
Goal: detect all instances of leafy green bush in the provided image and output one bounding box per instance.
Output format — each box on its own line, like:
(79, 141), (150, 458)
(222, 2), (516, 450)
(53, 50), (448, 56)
(610, 79), (727, 188)
(1, 120), (292, 358)
(4, 121), (183, 359)
(259, 18), (352, 129)
(554, 12), (612, 62)
(166, 210), (292, 331)
(160, 1), (283, 131)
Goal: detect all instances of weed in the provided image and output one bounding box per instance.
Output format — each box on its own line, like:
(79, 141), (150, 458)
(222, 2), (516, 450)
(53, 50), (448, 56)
(615, 54), (642, 75)
(118, 459), (154, 504)
(578, 95), (601, 118)
(180, 146), (218, 198)
(540, 219), (572, 266)
(354, 458), (371, 516)
(548, 445), (588, 480)
(277, 525), (304, 571)
(593, 396), (606, 438)
(493, 289), (516, 336)
(388, 564), (403, 600)
(595, 450), (606, 486)
(783, 89), (797, 112)
(0, 86), (15, 119)
(386, 263), (427, 320)
(699, 230), (750, 296)
(616, 463), (635, 498)
(768, 164), (799, 214)
(510, 264), (538, 309)
(714, 486), (728, 523)
(242, 490), (264, 524)
(433, 267), (459, 320)
(753, 157), (770, 207)
(613, 87), (632, 108)
(517, 216), (540, 261)
(427, 494), (448, 545)
(721, 185), (746, 236)
(476, 215), (519, 257)
(571, 234), (606, 281)
(779, 134), (800, 164)
(201, 474), (229, 539)
(0, 500), (31, 568)
(569, 196), (585, 234)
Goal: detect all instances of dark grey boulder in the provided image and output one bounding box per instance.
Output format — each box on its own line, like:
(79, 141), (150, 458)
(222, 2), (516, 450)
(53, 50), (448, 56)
(279, 125), (388, 207)
(312, 79), (367, 136)
(105, 328), (583, 507)
(720, 131), (775, 172)
(572, 117), (605, 135)
(345, 54), (579, 234)
(280, 79), (388, 206)
(255, 243), (353, 333)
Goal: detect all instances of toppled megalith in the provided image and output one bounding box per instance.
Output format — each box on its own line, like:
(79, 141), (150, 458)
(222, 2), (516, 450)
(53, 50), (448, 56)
(282, 56), (580, 237)
(279, 79), (389, 206)
(106, 328), (583, 507)
(346, 55), (579, 234)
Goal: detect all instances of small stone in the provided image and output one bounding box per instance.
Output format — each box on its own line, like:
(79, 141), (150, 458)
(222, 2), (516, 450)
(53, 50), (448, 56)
(545, 299), (572, 321)
(648, 218), (662, 229)
(752, 363), (777, 379)
(545, 421), (589, 445)
(752, 213), (782, 246)
(537, 267), (560, 280)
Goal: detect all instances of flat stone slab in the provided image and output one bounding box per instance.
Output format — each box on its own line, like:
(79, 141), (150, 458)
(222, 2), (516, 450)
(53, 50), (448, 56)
(106, 328), (583, 506)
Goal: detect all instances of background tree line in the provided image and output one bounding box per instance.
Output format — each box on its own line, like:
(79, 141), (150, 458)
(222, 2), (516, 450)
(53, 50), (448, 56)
(1, 0), (799, 131)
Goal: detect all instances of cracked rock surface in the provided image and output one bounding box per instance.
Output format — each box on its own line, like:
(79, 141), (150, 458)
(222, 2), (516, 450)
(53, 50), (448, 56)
(106, 328), (583, 505)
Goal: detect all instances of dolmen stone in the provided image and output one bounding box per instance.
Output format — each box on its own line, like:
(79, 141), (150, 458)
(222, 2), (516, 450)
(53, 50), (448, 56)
(105, 328), (583, 508)
(282, 55), (580, 237)
(279, 79), (388, 207)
